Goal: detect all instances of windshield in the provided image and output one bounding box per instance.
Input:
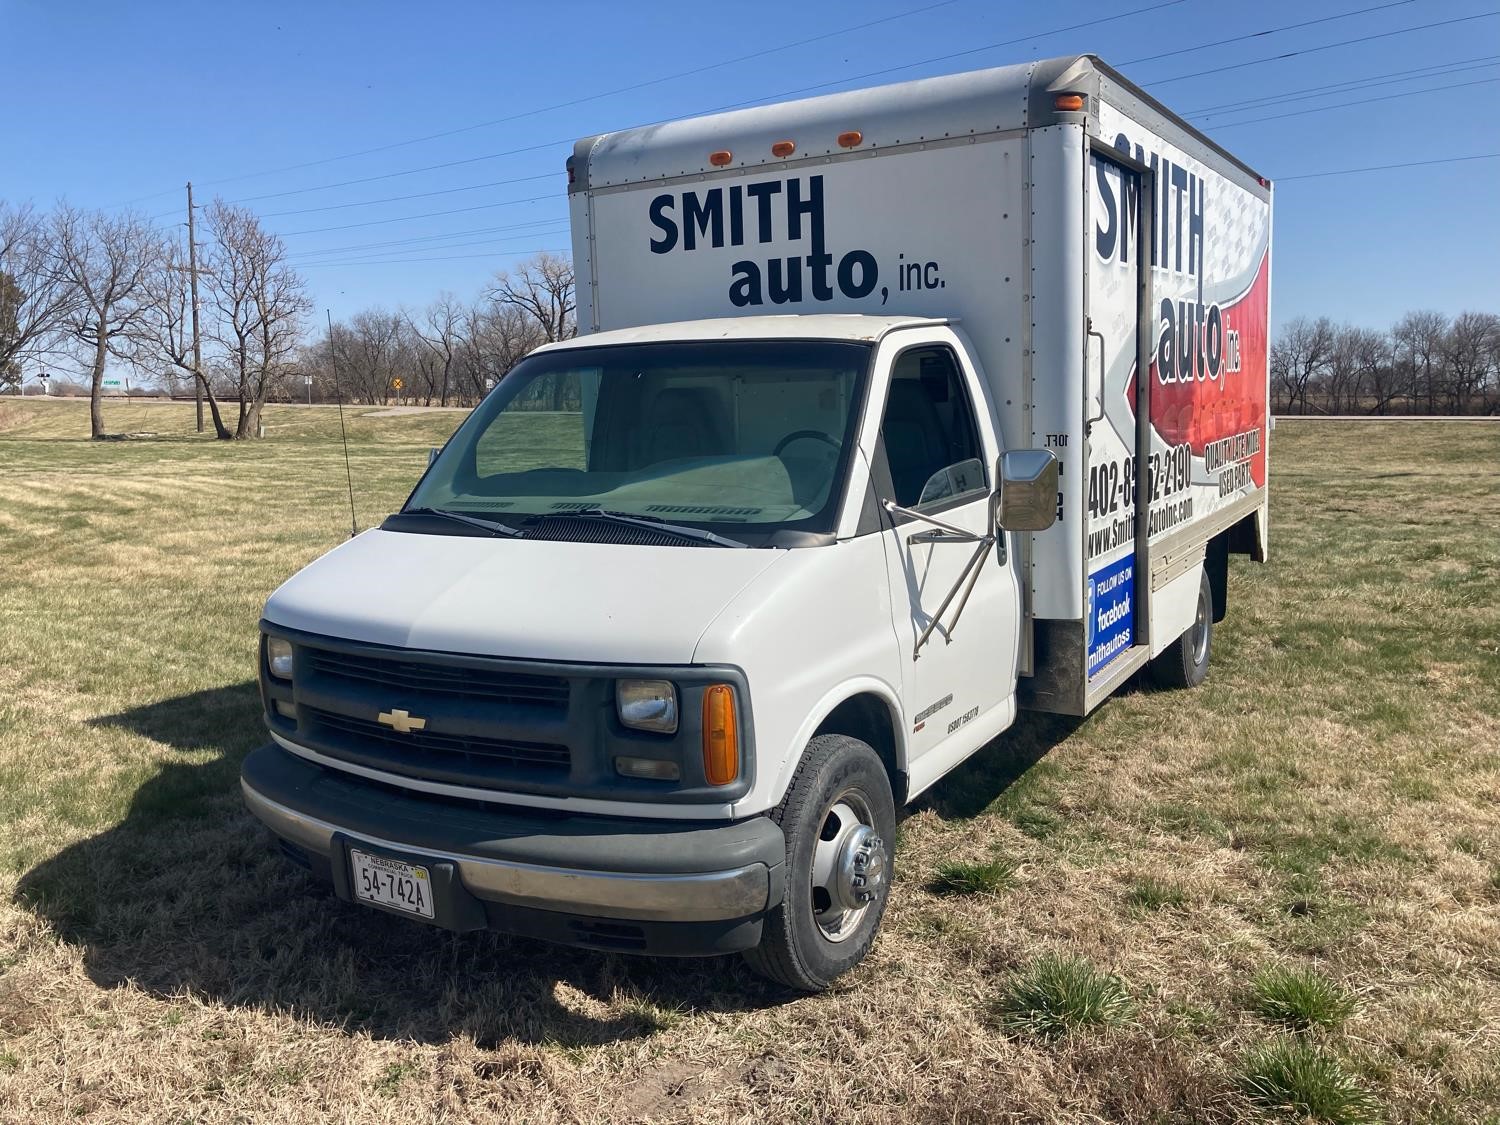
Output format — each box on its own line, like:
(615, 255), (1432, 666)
(407, 338), (872, 541)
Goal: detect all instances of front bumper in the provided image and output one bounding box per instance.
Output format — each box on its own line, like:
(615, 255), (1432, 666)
(241, 744), (785, 956)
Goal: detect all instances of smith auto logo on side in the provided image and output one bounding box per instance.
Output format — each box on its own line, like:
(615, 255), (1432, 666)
(377, 709), (427, 734)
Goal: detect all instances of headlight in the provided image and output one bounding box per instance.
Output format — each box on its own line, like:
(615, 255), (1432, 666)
(616, 679), (677, 733)
(266, 637), (294, 680)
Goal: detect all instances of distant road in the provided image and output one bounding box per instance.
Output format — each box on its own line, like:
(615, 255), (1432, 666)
(1275, 415), (1498, 422)
(18, 397), (470, 412)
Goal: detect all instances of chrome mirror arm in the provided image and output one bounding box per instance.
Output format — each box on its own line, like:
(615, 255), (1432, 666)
(883, 494), (1002, 658)
(881, 499), (983, 543)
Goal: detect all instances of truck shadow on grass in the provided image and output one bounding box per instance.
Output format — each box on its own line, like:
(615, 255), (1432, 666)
(14, 683), (786, 1047)
(919, 710), (1084, 821)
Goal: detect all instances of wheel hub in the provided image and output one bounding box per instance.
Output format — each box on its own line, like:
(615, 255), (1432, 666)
(810, 797), (888, 942)
(833, 824), (888, 911)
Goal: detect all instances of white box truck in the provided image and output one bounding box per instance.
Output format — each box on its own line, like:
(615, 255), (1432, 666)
(243, 55), (1271, 990)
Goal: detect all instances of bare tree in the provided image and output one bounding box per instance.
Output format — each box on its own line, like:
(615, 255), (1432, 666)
(1392, 310), (1448, 415)
(1356, 329), (1404, 415)
(1443, 311), (1500, 415)
(490, 252), (575, 344)
(408, 294), (465, 406)
(140, 238), (233, 437)
(1323, 325), (1363, 414)
(203, 200), (310, 437)
(457, 302), (542, 402)
(53, 205), (164, 438)
(336, 309), (407, 404)
(1270, 316), (1334, 415)
(1, 203), (76, 392)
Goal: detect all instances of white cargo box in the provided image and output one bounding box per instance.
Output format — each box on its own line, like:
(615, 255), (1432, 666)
(569, 55), (1271, 714)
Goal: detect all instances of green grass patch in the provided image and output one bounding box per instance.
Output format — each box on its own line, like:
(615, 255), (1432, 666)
(928, 858), (1017, 896)
(1238, 1038), (1377, 1124)
(1123, 874), (1188, 912)
(1249, 965), (1357, 1030)
(993, 954), (1134, 1038)
(374, 1060), (421, 1094)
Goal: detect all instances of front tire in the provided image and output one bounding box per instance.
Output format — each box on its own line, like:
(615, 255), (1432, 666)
(744, 734), (896, 992)
(1149, 568), (1213, 689)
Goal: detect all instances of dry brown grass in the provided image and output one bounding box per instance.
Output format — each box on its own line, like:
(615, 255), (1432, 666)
(1, 400), (1498, 1122)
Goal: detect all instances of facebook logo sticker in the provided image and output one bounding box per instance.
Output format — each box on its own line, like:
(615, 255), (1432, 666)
(1087, 554), (1134, 678)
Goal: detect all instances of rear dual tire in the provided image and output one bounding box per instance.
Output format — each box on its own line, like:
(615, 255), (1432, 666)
(1149, 569), (1213, 689)
(744, 734), (895, 992)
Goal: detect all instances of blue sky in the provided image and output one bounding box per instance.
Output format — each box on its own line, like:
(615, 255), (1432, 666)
(5, 0), (1498, 330)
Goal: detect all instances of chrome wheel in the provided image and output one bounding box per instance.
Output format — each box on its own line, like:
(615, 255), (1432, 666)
(809, 793), (888, 943)
(1189, 582), (1211, 667)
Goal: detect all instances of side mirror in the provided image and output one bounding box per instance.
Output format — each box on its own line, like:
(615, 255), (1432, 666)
(995, 449), (1060, 531)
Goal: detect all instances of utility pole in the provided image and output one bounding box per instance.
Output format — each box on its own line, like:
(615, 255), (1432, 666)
(186, 181), (204, 433)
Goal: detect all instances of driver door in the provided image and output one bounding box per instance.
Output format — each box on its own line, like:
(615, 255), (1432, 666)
(869, 338), (1020, 781)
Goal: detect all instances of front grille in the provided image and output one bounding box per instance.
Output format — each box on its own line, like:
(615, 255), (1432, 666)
(305, 649), (569, 710)
(304, 707), (570, 780)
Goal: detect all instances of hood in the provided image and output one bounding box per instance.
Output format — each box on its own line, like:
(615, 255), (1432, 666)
(262, 528), (786, 665)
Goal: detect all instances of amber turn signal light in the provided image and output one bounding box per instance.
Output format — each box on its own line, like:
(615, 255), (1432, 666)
(702, 684), (739, 786)
(1054, 94), (1085, 112)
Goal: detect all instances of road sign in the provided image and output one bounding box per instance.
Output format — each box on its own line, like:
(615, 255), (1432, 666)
(101, 375), (125, 391)
(392, 378), (403, 390)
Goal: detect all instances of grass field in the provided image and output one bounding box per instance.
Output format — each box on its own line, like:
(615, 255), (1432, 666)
(1, 397), (1497, 1123)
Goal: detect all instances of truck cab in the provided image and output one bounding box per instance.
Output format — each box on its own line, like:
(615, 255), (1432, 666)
(246, 313), (1059, 988)
(244, 55), (1270, 990)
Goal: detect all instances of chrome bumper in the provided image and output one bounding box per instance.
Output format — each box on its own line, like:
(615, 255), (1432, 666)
(241, 780), (772, 923)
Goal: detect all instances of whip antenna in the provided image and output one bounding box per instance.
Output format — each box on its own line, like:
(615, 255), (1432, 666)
(326, 308), (358, 538)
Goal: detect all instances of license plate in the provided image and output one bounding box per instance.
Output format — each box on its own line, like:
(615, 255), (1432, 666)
(350, 849), (435, 919)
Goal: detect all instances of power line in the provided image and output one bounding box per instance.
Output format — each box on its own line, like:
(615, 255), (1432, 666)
(260, 172), (557, 217)
(690, 0), (1411, 118)
(280, 194), (557, 237)
(1149, 11), (1500, 87)
(286, 218), (575, 259)
(231, 139), (563, 205)
(110, 0), (962, 207)
(1117, 0), (1414, 66)
(185, 0), (1192, 213)
(289, 226), (573, 264)
(299, 248), (570, 268)
(1211, 75), (1500, 129)
(289, 219), (572, 260)
(230, 1), (1460, 220)
(1276, 152), (1500, 181)
(1181, 55), (1500, 115)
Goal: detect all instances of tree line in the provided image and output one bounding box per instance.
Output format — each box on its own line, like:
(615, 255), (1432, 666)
(8, 194), (1498, 431)
(1271, 311), (1500, 416)
(1, 198), (574, 439)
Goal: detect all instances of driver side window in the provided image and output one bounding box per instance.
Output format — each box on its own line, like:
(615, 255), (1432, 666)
(878, 346), (987, 510)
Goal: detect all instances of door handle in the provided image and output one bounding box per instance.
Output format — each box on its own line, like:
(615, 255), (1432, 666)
(1087, 317), (1106, 427)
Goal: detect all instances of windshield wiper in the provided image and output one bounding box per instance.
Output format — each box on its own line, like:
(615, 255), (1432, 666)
(568, 508), (747, 548)
(399, 506), (522, 537)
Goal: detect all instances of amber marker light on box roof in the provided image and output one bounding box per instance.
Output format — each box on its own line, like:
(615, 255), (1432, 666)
(836, 130), (863, 148)
(709, 150), (733, 167)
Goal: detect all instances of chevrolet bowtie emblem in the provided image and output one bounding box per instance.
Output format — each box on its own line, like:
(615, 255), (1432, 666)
(377, 708), (427, 734)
